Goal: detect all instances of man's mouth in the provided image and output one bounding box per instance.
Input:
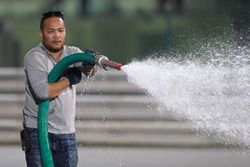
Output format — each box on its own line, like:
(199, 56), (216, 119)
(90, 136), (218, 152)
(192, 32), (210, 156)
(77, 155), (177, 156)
(52, 41), (61, 44)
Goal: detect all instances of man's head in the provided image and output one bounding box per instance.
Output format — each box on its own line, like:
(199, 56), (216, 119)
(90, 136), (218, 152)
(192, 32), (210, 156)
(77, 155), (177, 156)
(39, 11), (66, 53)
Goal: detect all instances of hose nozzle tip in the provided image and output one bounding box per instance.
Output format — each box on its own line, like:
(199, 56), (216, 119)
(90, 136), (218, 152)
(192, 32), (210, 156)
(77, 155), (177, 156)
(98, 57), (122, 70)
(115, 63), (123, 70)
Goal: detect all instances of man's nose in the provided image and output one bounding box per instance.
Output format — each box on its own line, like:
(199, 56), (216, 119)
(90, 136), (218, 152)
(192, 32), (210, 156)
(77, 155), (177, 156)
(53, 31), (61, 38)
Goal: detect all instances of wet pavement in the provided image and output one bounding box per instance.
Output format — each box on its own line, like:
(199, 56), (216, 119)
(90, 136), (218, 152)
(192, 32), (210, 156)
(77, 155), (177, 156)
(1, 146), (249, 167)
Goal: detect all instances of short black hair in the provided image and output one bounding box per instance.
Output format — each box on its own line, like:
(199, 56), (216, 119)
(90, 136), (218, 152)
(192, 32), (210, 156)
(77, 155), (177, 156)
(40, 11), (64, 30)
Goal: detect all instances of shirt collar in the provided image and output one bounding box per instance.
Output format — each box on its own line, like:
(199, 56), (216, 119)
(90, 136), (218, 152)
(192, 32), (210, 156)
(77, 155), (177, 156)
(39, 42), (66, 62)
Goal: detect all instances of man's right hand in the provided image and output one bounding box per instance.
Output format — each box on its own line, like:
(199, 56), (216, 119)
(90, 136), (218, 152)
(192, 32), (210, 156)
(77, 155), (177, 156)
(63, 67), (82, 86)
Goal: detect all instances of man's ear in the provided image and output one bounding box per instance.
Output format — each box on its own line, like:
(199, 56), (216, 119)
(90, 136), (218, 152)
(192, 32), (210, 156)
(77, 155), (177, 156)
(38, 30), (43, 39)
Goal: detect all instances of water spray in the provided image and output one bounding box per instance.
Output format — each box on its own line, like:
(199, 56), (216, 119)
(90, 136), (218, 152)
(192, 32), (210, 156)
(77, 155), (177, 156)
(122, 43), (250, 149)
(38, 52), (122, 167)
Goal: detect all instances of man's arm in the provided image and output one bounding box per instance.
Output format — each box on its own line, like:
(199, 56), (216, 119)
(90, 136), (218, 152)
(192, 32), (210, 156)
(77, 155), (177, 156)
(48, 67), (82, 98)
(24, 50), (82, 100)
(48, 78), (70, 98)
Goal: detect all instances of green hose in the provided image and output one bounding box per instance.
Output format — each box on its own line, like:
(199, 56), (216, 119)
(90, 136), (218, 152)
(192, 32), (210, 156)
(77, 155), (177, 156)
(38, 52), (95, 167)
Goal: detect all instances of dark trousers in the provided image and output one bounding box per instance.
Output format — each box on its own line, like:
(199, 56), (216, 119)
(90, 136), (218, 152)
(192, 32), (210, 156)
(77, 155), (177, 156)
(23, 128), (78, 167)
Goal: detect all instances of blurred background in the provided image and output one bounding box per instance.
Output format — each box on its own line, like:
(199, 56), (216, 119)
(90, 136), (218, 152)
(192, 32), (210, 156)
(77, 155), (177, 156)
(0, 0), (249, 66)
(0, 0), (250, 166)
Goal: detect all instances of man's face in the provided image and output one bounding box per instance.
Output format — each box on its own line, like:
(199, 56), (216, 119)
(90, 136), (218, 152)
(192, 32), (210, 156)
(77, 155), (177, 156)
(39, 16), (66, 53)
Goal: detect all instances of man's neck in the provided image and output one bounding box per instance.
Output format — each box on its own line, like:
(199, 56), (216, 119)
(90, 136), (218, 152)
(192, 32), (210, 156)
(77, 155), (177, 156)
(41, 43), (64, 62)
(50, 51), (62, 62)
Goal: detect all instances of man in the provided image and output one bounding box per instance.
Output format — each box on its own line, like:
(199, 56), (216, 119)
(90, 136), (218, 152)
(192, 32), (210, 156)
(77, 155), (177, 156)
(21, 11), (96, 167)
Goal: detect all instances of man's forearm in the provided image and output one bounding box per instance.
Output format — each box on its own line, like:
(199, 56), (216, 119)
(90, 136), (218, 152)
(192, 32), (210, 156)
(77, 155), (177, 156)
(48, 78), (70, 98)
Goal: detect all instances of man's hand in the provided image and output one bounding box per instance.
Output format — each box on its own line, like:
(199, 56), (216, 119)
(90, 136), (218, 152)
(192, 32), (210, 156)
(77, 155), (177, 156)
(63, 67), (82, 86)
(81, 48), (99, 77)
(84, 48), (99, 55)
(84, 48), (110, 71)
(79, 62), (96, 77)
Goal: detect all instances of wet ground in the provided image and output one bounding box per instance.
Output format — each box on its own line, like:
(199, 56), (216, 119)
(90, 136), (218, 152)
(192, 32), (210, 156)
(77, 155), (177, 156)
(1, 146), (249, 167)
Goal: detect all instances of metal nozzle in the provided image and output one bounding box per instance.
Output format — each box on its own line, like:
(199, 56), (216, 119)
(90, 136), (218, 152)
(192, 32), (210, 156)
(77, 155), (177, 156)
(100, 58), (122, 70)
(94, 55), (122, 70)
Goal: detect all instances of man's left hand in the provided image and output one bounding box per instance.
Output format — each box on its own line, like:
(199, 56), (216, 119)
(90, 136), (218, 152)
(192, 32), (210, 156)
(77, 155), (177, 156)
(80, 62), (97, 77)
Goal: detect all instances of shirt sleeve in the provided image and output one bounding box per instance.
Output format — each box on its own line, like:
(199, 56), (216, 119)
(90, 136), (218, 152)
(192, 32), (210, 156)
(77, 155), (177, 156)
(68, 46), (86, 68)
(24, 50), (49, 100)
